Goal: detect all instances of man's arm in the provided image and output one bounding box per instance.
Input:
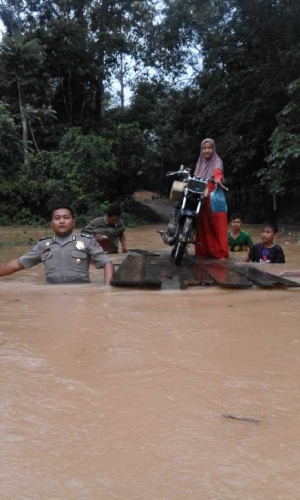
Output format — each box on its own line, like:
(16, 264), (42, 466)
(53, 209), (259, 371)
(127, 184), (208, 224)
(119, 233), (128, 253)
(0, 259), (25, 277)
(103, 261), (114, 285)
(235, 246), (253, 265)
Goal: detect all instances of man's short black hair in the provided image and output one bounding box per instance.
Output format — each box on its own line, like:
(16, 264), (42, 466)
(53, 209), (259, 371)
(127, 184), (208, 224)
(51, 205), (75, 219)
(261, 222), (278, 233)
(230, 212), (243, 222)
(106, 204), (122, 216)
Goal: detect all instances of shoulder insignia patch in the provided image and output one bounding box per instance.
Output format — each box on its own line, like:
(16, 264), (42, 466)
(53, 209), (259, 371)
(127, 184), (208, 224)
(80, 233), (94, 239)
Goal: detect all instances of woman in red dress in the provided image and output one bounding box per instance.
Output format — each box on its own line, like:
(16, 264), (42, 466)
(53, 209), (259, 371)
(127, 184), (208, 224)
(194, 138), (229, 259)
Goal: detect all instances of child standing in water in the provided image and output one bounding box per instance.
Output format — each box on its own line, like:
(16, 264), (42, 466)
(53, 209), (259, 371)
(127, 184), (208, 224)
(228, 213), (253, 252)
(244, 222), (285, 263)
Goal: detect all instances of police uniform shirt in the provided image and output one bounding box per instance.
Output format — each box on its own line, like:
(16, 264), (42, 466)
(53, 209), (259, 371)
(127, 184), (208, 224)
(19, 233), (111, 283)
(82, 216), (125, 252)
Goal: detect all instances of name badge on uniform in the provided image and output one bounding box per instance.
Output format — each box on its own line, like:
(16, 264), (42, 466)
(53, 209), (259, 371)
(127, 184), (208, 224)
(76, 241), (85, 250)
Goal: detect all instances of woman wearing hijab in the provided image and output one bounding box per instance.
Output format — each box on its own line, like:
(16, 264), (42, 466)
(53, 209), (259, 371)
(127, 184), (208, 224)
(194, 138), (229, 259)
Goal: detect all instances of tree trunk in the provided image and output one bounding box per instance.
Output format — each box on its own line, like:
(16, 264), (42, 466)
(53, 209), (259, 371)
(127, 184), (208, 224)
(119, 52), (125, 111)
(95, 0), (108, 123)
(273, 193), (277, 213)
(68, 65), (73, 124)
(17, 79), (29, 165)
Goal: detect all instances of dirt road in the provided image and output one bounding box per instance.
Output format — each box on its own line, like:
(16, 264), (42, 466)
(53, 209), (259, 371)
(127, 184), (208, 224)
(134, 190), (173, 222)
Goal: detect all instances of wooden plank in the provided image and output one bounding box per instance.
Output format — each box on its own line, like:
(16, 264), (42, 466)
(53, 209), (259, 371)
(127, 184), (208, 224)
(111, 254), (161, 287)
(233, 266), (300, 288)
(157, 253), (214, 290)
(112, 252), (300, 290)
(112, 254), (300, 290)
(257, 271), (300, 288)
(231, 265), (275, 288)
(144, 252), (206, 288)
(176, 260), (214, 289)
(198, 261), (253, 288)
(159, 253), (181, 290)
(111, 254), (147, 286)
(143, 255), (162, 287)
(128, 249), (160, 256)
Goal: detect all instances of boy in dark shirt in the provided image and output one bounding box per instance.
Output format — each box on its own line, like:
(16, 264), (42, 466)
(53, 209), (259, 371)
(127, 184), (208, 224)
(245, 222), (285, 263)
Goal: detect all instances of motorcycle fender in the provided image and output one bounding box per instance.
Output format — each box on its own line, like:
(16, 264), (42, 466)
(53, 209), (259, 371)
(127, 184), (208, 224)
(179, 209), (194, 218)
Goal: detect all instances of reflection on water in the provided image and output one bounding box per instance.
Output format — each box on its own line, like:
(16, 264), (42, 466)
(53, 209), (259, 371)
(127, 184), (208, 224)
(1, 225), (300, 499)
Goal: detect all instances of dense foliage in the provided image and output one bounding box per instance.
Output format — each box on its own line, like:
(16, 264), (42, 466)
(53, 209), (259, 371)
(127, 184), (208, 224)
(0, 0), (300, 224)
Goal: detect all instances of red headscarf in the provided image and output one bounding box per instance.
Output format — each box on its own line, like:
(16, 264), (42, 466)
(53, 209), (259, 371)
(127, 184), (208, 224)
(194, 138), (223, 179)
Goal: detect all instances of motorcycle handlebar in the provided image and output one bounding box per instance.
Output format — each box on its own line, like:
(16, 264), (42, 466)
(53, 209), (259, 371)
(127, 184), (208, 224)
(166, 171), (229, 190)
(166, 170), (190, 177)
(216, 181), (229, 191)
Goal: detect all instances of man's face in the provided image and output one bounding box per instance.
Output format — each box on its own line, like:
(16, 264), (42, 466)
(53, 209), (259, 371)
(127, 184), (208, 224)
(106, 214), (120, 226)
(51, 208), (75, 237)
(230, 218), (242, 231)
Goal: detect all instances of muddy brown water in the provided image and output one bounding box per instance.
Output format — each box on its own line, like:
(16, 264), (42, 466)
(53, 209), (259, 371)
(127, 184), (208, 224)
(1, 225), (300, 499)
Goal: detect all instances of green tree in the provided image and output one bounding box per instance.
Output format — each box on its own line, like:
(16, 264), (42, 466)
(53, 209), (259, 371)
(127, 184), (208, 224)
(17, 150), (61, 217)
(88, 0), (156, 121)
(0, 31), (46, 163)
(0, 102), (23, 223)
(113, 122), (150, 196)
(53, 127), (117, 212)
(0, 101), (22, 165)
(262, 78), (300, 199)
(153, 0), (300, 215)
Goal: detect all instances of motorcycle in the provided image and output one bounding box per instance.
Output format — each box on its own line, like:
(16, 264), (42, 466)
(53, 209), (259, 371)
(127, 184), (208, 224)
(159, 166), (227, 266)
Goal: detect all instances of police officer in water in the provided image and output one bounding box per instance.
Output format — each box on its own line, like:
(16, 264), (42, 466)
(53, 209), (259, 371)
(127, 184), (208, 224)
(0, 206), (114, 285)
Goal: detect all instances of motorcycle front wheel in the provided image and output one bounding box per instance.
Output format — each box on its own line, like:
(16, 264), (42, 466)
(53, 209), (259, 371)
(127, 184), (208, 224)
(171, 244), (177, 258)
(173, 241), (186, 266)
(173, 217), (194, 266)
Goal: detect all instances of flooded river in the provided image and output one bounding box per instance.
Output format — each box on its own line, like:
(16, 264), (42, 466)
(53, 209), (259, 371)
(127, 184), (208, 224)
(1, 225), (300, 499)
